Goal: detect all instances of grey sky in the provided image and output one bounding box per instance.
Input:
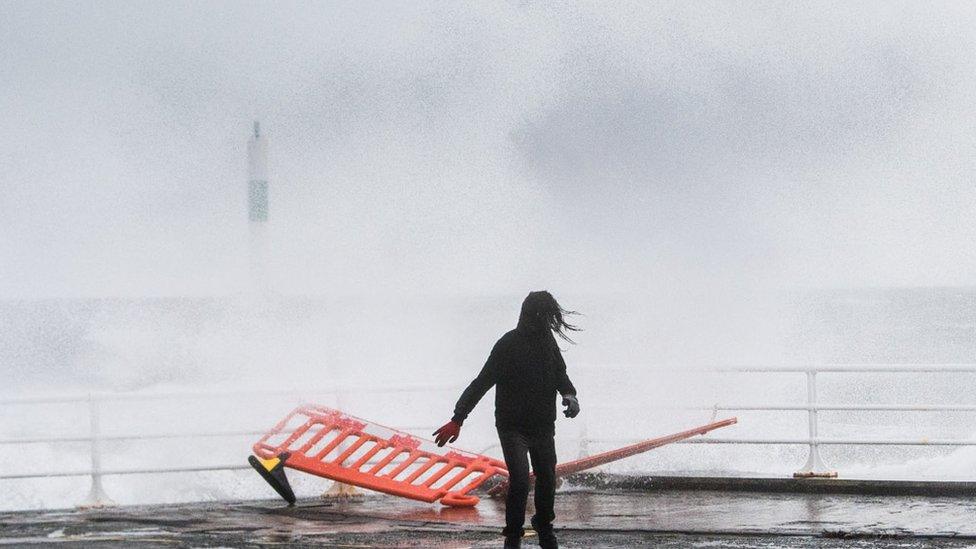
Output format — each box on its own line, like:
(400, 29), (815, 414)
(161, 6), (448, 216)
(2, 1), (974, 297)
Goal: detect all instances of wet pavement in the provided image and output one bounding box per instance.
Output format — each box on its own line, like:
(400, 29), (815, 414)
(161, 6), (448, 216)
(3, 488), (976, 547)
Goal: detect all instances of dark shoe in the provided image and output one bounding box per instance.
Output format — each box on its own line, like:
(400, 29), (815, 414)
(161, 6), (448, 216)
(537, 533), (557, 549)
(503, 535), (522, 548)
(536, 532), (557, 549)
(530, 516), (558, 549)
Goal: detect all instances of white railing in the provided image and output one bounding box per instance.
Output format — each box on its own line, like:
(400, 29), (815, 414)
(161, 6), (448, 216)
(3, 364), (976, 507)
(0, 382), (458, 507)
(578, 364), (976, 478)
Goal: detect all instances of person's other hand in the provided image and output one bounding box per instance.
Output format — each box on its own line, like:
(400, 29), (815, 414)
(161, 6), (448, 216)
(562, 395), (580, 418)
(432, 420), (461, 446)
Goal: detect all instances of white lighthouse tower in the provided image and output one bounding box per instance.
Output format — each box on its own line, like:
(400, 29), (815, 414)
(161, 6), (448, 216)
(247, 121), (269, 294)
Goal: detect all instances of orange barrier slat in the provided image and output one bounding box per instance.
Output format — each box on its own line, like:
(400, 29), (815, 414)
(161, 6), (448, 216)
(554, 417), (738, 476)
(486, 417), (738, 497)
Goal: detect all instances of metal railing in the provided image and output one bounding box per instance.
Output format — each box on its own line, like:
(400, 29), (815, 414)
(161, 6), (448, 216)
(578, 364), (976, 478)
(0, 382), (458, 507)
(3, 364), (976, 507)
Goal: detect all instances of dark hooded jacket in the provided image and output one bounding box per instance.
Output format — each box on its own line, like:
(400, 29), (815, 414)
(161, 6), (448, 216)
(451, 323), (577, 436)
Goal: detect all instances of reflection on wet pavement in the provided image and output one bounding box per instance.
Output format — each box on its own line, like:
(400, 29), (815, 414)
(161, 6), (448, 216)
(3, 489), (976, 547)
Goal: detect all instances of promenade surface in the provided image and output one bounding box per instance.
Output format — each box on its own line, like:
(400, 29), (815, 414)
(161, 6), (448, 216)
(3, 488), (976, 548)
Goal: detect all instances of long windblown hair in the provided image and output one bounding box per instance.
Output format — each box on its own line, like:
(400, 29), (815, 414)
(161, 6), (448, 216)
(516, 290), (581, 344)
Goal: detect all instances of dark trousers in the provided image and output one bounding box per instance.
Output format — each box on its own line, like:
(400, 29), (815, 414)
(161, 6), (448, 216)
(497, 429), (557, 537)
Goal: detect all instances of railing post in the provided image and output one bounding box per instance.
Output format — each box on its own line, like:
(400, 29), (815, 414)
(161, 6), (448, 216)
(794, 370), (837, 478)
(323, 386), (361, 498)
(577, 412), (589, 459)
(80, 394), (114, 507)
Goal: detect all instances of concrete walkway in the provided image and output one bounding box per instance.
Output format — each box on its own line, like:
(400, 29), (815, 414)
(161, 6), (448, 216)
(3, 489), (976, 547)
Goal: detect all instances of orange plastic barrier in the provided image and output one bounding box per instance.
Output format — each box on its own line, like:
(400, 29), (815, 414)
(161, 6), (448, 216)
(252, 404), (507, 507)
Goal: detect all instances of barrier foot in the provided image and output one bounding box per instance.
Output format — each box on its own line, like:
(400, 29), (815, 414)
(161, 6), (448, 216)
(323, 481), (363, 498)
(249, 452), (296, 505)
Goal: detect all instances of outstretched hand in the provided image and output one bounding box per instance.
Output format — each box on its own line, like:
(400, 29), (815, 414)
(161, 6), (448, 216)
(562, 394), (580, 418)
(432, 420), (461, 447)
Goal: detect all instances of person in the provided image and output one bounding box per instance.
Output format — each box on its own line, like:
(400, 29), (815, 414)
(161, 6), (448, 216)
(433, 291), (581, 549)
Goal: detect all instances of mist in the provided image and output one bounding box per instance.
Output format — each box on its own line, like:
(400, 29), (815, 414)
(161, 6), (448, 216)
(2, 1), (976, 510)
(3, 1), (974, 301)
